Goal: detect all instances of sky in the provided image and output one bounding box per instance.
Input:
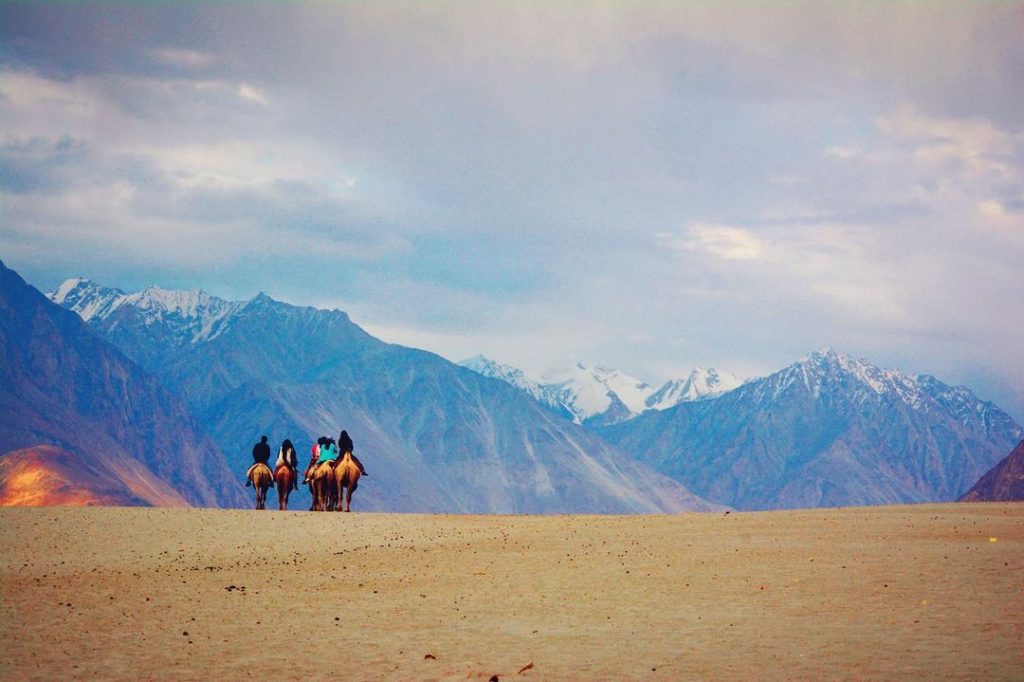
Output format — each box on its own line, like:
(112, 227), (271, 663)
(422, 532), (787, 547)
(2, 2), (1023, 420)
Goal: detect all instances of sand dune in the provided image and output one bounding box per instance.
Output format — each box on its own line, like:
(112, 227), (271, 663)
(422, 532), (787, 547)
(1, 503), (1021, 680)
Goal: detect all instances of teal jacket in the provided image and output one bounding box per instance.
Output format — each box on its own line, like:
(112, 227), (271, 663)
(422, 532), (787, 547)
(316, 443), (340, 465)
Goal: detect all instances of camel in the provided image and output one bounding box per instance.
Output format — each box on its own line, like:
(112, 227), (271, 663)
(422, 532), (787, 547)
(310, 461), (337, 512)
(333, 451), (361, 512)
(274, 464), (295, 510)
(302, 457), (318, 510)
(247, 462), (274, 510)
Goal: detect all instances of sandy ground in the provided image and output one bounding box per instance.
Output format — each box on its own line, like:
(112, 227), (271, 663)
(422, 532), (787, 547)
(0, 503), (1021, 681)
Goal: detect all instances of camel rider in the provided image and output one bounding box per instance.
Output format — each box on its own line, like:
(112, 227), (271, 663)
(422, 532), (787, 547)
(275, 438), (300, 491)
(245, 435), (273, 487)
(316, 438), (340, 466)
(333, 429), (368, 476)
(303, 437), (324, 486)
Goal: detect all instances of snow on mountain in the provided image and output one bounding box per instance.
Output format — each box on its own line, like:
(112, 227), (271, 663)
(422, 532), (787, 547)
(48, 279), (719, 513)
(49, 278), (245, 345)
(460, 355), (550, 402)
(646, 367), (743, 410)
(461, 356), (742, 426)
(540, 363), (652, 425)
(599, 347), (1024, 510)
(748, 348), (984, 415)
(2, 263), (245, 508)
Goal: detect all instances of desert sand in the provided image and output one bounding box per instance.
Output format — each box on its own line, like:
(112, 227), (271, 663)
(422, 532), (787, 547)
(1, 503), (1021, 680)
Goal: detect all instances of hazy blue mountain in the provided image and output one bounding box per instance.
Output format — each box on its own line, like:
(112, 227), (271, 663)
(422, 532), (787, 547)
(598, 349), (1023, 510)
(0, 262), (245, 507)
(51, 279), (720, 513)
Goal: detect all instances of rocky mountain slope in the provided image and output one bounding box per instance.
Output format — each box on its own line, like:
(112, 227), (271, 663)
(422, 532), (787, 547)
(50, 278), (719, 513)
(959, 439), (1024, 502)
(599, 349), (1023, 510)
(1, 262), (244, 507)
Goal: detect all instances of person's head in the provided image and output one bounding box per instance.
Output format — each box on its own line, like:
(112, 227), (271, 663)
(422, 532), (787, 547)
(317, 437), (327, 446)
(282, 438), (293, 452)
(260, 435), (268, 444)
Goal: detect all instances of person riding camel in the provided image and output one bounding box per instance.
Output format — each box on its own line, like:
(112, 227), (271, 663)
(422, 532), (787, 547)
(303, 437), (325, 486)
(275, 438), (299, 491)
(245, 435), (273, 487)
(331, 429), (367, 476)
(315, 437), (340, 466)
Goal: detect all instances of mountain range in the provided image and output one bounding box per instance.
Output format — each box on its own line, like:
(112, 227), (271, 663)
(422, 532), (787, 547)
(0, 261), (245, 508)
(4, 265), (1017, 513)
(596, 349), (1023, 510)
(459, 355), (741, 426)
(44, 276), (718, 513)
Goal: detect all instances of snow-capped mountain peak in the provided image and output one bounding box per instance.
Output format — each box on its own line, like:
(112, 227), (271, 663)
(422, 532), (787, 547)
(795, 348), (922, 398)
(459, 355), (547, 396)
(750, 348), (996, 422)
(49, 278), (129, 322)
(646, 366), (743, 409)
(461, 355), (743, 425)
(540, 362), (653, 424)
(49, 278), (245, 345)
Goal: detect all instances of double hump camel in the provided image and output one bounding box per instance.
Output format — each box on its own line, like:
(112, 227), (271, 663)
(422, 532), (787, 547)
(247, 462), (274, 510)
(305, 450), (360, 512)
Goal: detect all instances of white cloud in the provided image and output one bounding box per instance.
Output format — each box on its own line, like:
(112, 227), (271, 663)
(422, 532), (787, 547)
(663, 224), (765, 261)
(237, 83), (268, 106)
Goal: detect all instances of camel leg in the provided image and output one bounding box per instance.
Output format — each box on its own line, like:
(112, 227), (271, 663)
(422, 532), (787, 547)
(345, 480), (357, 512)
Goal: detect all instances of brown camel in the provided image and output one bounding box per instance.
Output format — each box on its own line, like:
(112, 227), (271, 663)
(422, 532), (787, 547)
(274, 464), (295, 510)
(333, 451), (361, 512)
(302, 456), (318, 510)
(247, 462), (274, 510)
(310, 461), (337, 512)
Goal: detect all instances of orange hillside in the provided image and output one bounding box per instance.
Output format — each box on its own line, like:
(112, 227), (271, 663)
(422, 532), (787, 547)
(0, 445), (150, 507)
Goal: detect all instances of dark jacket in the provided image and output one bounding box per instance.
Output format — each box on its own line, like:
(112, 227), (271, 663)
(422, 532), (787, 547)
(252, 440), (271, 464)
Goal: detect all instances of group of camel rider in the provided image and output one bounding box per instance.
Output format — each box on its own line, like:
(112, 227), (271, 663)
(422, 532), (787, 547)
(245, 431), (367, 490)
(311, 430), (367, 477)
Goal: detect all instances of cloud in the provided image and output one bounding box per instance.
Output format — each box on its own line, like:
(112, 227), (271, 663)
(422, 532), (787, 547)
(237, 83), (267, 106)
(663, 224), (765, 261)
(1, 3), (1022, 420)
